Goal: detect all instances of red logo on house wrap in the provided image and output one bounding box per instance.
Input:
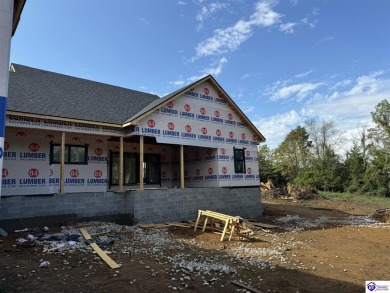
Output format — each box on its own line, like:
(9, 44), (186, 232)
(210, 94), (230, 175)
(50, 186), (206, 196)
(185, 125), (192, 132)
(252, 135), (258, 141)
(200, 107), (206, 114)
(247, 167), (252, 174)
(246, 150), (250, 156)
(207, 148), (212, 155)
(94, 170), (102, 178)
(168, 122), (175, 130)
(95, 148), (103, 156)
(222, 167), (227, 174)
(72, 137), (80, 141)
(201, 127), (207, 134)
(167, 101), (174, 108)
(50, 169), (53, 177)
(96, 139), (104, 144)
(241, 133), (246, 139)
(148, 119), (156, 128)
(45, 134), (55, 140)
(184, 104), (191, 112)
(161, 171), (166, 178)
(184, 170), (188, 176)
(4, 141), (9, 150)
(203, 88), (209, 95)
(195, 169), (200, 176)
(16, 131), (26, 136)
(208, 167), (213, 174)
(214, 110), (220, 117)
(29, 143), (39, 152)
(70, 169), (79, 178)
(220, 148), (226, 154)
(2, 168), (8, 177)
(216, 129), (222, 136)
(28, 168), (39, 178)
(229, 131), (234, 138)
(228, 113), (233, 120)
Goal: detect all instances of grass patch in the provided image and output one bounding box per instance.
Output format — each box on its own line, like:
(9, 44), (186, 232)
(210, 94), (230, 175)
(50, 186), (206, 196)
(320, 191), (390, 206)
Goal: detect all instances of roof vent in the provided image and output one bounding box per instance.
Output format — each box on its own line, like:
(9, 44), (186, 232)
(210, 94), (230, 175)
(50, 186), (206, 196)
(10, 64), (15, 72)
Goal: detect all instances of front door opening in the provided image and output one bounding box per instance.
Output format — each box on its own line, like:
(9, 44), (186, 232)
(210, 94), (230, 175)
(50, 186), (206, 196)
(109, 152), (161, 187)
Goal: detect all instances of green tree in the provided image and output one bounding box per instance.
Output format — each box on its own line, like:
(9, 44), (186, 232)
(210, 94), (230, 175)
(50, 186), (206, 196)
(301, 118), (345, 191)
(273, 126), (311, 182)
(344, 143), (365, 192)
(258, 145), (282, 184)
(363, 99), (390, 196)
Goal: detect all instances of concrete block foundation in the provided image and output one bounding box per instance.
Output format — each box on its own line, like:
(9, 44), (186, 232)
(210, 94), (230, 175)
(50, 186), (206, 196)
(0, 187), (262, 232)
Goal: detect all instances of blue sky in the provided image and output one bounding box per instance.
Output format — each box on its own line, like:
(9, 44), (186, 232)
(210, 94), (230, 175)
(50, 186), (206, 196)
(10, 0), (390, 151)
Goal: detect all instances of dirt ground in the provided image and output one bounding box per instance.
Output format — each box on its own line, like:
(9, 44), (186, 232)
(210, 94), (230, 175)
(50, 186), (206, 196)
(1, 196), (389, 293)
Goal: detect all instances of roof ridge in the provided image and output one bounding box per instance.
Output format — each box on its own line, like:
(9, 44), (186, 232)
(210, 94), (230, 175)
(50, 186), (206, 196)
(11, 63), (160, 98)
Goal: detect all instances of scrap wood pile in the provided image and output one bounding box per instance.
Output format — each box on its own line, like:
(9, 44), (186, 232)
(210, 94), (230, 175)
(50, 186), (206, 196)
(373, 208), (390, 223)
(261, 180), (319, 200)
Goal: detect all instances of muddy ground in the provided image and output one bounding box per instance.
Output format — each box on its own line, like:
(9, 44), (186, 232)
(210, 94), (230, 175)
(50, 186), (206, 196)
(0, 196), (389, 293)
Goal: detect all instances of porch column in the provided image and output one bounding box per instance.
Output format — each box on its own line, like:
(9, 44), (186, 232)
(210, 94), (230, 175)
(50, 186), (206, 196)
(60, 131), (65, 194)
(119, 136), (124, 192)
(139, 135), (144, 191)
(180, 144), (185, 188)
(0, 0), (13, 197)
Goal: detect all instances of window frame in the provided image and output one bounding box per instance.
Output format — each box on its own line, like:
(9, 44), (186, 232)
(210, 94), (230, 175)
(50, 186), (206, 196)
(233, 147), (246, 174)
(49, 143), (89, 165)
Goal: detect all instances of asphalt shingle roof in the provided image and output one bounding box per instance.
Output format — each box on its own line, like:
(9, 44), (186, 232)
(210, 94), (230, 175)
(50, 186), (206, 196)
(7, 64), (160, 124)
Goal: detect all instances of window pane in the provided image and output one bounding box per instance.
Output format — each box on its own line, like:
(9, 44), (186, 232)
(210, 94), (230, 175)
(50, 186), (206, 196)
(53, 145), (69, 163)
(234, 149), (244, 160)
(70, 146), (85, 163)
(235, 160), (244, 173)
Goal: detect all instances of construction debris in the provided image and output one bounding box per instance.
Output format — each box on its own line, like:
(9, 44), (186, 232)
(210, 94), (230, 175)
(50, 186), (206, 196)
(261, 180), (319, 200)
(372, 209), (390, 223)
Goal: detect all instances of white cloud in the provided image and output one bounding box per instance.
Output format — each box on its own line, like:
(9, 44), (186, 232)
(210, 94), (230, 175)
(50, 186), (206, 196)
(268, 82), (323, 101)
(196, 2), (227, 30)
(193, 1), (281, 59)
(253, 110), (302, 148)
(171, 57), (228, 85)
(313, 36), (334, 47)
(294, 69), (314, 78)
(170, 80), (185, 86)
(177, 1), (187, 5)
(307, 74), (390, 120)
(279, 22), (297, 34)
(301, 8), (319, 28)
(241, 73), (252, 80)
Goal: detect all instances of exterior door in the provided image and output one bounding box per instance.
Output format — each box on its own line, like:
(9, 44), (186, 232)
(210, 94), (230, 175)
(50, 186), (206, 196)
(110, 152), (160, 186)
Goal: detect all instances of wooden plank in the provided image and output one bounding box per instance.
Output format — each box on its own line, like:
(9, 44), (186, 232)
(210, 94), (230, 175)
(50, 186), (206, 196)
(168, 222), (192, 228)
(80, 227), (91, 240)
(139, 223), (170, 229)
(248, 221), (278, 229)
(79, 228), (121, 269)
(90, 231), (110, 237)
(231, 280), (263, 293)
(90, 243), (121, 269)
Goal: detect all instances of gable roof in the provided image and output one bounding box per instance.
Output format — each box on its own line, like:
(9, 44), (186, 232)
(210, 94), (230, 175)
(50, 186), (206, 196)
(7, 64), (265, 142)
(124, 75), (266, 142)
(7, 64), (159, 125)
